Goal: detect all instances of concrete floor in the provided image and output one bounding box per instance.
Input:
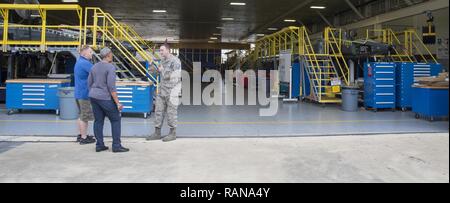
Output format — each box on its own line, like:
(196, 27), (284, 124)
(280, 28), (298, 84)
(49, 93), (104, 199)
(0, 103), (448, 137)
(0, 133), (448, 183)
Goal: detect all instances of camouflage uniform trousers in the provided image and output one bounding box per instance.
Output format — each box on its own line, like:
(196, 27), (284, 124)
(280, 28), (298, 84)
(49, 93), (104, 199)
(154, 88), (179, 129)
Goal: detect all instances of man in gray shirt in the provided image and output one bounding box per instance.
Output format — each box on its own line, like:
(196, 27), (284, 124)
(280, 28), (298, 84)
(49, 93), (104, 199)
(88, 47), (129, 153)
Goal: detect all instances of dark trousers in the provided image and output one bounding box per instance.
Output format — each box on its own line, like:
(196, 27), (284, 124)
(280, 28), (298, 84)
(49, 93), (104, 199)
(90, 98), (122, 149)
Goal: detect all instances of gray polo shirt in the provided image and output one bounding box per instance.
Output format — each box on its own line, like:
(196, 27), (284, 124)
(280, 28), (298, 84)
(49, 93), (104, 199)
(88, 61), (117, 100)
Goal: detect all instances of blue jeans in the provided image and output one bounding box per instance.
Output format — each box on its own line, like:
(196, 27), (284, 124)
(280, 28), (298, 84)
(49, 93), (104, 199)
(90, 98), (122, 149)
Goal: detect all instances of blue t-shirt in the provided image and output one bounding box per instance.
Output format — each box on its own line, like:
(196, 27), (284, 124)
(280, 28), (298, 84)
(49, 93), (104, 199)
(74, 56), (94, 100)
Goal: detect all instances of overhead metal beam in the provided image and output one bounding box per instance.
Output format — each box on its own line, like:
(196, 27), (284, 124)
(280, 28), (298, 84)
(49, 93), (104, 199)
(344, 0), (365, 19)
(0, 4), (82, 10)
(316, 11), (333, 27)
(309, 0), (449, 39)
(170, 42), (250, 50)
(343, 0), (449, 30)
(239, 0), (314, 40)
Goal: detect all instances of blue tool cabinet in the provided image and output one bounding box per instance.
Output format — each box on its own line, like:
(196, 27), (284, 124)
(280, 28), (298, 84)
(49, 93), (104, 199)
(396, 63), (442, 111)
(412, 86), (449, 121)
(6, 79), (70, 115)
(364, 62), (396, 111)
(116, 81), (154, 119)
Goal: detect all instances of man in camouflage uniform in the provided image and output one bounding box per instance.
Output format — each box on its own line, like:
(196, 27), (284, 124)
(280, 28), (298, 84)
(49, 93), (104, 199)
(146, 43), (182, 142)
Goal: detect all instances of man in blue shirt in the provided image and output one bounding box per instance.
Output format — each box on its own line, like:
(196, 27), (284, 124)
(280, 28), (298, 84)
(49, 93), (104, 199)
(74, 45), (96, 145)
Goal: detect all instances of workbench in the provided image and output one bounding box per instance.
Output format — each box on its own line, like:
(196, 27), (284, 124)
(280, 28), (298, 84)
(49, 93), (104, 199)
(6, 79), (71, 115)
(412, 85), (449, 121)
(116, 81), (155, 119)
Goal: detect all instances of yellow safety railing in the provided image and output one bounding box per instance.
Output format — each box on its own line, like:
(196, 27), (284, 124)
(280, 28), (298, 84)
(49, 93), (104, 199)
(0, 4), (83, 52)
(404, 29), (438, 64)
(84, 7), (159, 87)
(324, 27), (350, 86)
(366, 29), (413, 63)
(119, 23), (154, 51)
(366, 28), (438, 63)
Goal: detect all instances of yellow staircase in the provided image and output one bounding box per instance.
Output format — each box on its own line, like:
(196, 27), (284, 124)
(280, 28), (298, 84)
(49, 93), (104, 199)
(253, 26), (350, 104)
(300, 27), (349, 104)
(84, 7), (160, 87)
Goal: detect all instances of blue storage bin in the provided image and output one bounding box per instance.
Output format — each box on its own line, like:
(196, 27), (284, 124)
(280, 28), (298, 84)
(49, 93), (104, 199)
(364, 62), (396, 111)
(412, 86), (449, 121)
(396, 63), (442, 110)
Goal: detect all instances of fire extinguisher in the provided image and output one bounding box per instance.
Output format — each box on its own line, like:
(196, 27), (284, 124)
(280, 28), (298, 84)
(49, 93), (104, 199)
(368, 65), (373, 77)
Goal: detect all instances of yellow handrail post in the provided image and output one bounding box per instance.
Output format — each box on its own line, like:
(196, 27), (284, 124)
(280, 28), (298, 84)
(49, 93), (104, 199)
(39, 9), (47, 53)
(78, 8), (83, 48)
(1, 8), (9, 52)
(83, 7), (88, 46)
(92, 9), (98, 49)
(102, 16), (106, 47)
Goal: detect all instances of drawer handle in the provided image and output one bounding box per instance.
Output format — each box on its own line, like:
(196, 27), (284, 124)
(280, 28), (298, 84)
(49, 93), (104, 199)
(376, 85), (394, 88)
(117, 88), (133, 90)
(376, 72), (394, 74)
(117, 91), (133, 94)
(376, 93), (394, 96)
(23, 98), (45, 101)
(376, 78), (394, 81)
(23, 89), (45, 92)
(123, 106), (133, 109)
(119, 100), (133, 103)
(118, 95), (132, 98)
(23, 85), (45, 88)
(23, 93), (45, 96)
(376, 102), (394, 104)
(23, 103), (45, 106)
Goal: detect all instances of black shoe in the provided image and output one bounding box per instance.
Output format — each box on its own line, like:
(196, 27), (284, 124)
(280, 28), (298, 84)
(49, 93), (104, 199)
(112, 147), (130, 153)
(80, 136), (96, 145)
(77, 135), (94, 142)
(96, 146), (109, 152)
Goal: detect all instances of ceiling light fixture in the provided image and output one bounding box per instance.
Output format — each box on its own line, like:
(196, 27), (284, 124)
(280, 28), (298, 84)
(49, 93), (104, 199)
(230, 2), (246, 6)
(268, 28), (278, 31)
(284, 19), (296, 23)
(153, 10), (167, 13)
(310, 6), (326, 9)
(210, 37), (218, 40)
(222, 17), (234, 21)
